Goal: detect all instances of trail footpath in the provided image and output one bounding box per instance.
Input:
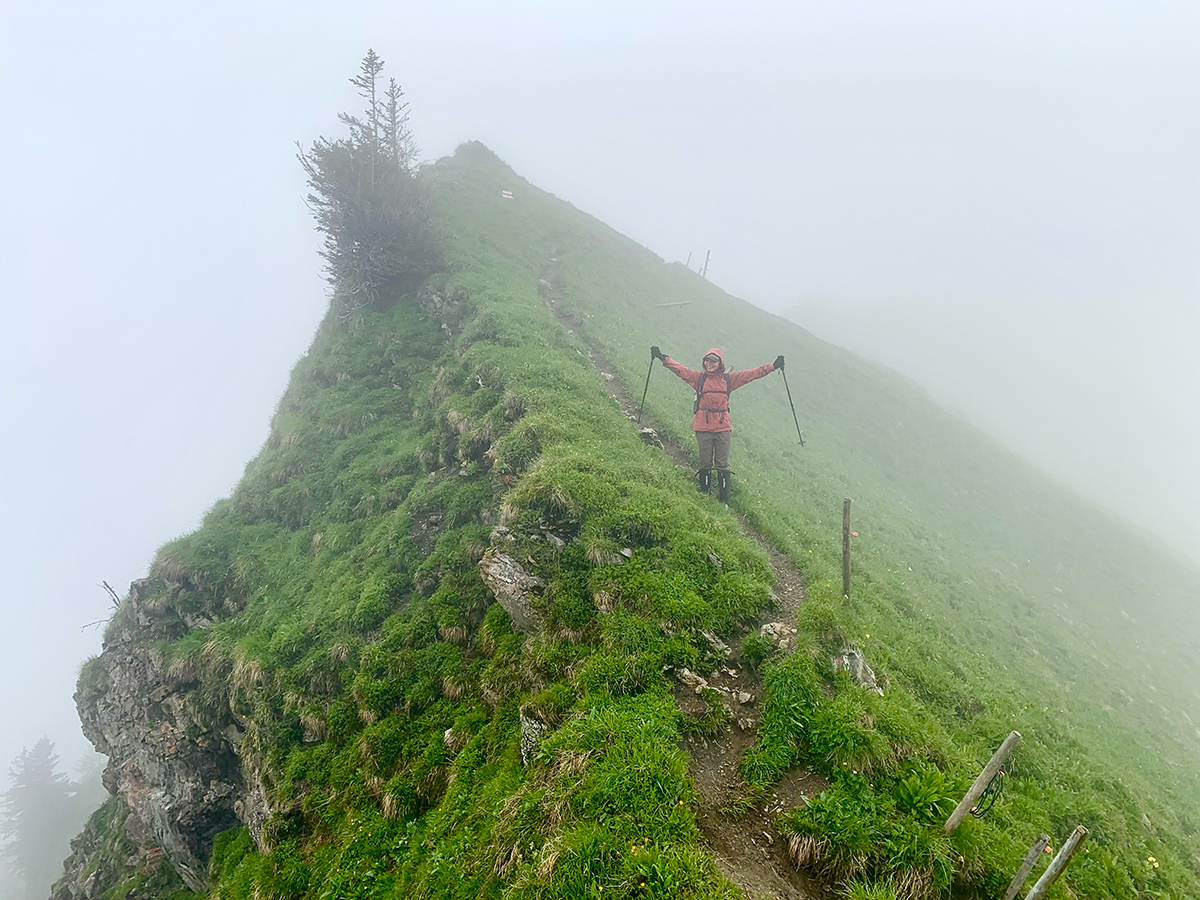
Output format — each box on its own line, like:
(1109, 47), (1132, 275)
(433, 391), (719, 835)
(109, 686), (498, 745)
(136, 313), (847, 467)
(538, 259), (830, 900)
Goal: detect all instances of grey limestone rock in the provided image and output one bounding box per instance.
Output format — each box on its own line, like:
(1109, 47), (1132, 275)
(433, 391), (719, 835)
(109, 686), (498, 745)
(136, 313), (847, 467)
(760, 621), (798, 651)
(699, 629), (731, 659)
(832, 645), (884, 695)
(638, 427), (664, 449)
(519, 710), (551, 766)
(677, 668), (709, 694)
(72, 578), (244, 893)
(478, 548), (545, 633)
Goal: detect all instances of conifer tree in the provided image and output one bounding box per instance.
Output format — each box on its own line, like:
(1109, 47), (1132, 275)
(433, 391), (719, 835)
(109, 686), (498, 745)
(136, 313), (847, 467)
(298, 50), (439, 315)
(383, 78), (414, 172)
(348, 49), (385, 187)
(1, 739), (74, 900)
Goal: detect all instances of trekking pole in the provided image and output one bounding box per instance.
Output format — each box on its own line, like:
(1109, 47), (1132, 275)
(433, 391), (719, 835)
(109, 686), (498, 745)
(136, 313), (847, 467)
(637, 352), (656, 425)
(780, 368), (805, 446)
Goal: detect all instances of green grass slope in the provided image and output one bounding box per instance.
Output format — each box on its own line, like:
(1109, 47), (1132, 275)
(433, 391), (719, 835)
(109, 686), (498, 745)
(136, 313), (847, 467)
(74, 141), (1200, 900)
(429, 143), (1200, 897)
(78, 146), (782, 900)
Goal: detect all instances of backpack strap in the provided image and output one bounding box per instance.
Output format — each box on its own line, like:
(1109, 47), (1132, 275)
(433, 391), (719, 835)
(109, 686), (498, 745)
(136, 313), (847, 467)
(694, 372), (732, 416)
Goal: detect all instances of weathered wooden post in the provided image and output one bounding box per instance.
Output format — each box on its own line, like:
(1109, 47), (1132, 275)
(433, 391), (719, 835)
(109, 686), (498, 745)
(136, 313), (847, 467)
(1024, 826), (1088, 900)
(1002, 833), (1050, 900)
(702, 249), (711, 279)
(842, 499), (852, 598)
(944, 730), (1021, 833)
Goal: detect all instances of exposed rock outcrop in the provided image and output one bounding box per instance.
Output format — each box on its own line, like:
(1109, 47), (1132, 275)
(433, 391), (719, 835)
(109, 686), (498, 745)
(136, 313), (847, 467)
(73, 578), (244, 893)
(519, 707), (551, 766)
(832, 645), (884, 695)
(478, 549), (545, 633)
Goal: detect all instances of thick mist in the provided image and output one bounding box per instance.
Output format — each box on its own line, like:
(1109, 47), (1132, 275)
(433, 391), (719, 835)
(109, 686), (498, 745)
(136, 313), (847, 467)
(0, 2), (1196, 889)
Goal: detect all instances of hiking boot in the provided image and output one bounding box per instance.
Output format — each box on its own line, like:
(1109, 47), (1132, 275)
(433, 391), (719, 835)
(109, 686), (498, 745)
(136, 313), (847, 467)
(697, 468), (712, 494)
(717, 469), (731, 503)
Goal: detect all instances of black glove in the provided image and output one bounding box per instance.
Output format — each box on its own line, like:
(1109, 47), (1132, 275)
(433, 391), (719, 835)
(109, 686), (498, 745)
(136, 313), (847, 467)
(651, 345), (663, 360)
(774, 355), (785, 371)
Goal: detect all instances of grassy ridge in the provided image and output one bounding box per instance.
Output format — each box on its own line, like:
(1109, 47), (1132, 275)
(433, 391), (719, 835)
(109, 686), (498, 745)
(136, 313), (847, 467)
(93, 143), (795, 900)
(426, 145), (1200, 896)
(77, 140), (1200, 900)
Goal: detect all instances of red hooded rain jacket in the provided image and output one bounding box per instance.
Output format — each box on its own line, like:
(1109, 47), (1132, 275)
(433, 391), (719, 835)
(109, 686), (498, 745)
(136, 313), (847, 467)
(662, 347), (777, 433)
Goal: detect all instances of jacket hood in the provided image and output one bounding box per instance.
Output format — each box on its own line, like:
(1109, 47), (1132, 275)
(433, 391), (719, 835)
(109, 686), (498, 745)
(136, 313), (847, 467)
(702, 348), (726, 373)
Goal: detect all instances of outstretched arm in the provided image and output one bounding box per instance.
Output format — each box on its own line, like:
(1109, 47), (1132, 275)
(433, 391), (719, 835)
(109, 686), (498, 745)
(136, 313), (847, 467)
(661, 354), (701, 388)
(728, 355), (782, 390)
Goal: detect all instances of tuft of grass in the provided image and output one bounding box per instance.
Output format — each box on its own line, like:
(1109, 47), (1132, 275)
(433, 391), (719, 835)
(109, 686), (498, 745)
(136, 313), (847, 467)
(738, 652), (821, 792)
(844, 878), (899, 900)
(740, 631), (773, 672)
(778, 781), (955, 900)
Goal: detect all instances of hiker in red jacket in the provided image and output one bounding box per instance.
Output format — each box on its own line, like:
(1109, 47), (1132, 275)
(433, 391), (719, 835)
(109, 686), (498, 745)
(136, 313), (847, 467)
(650, 346), (784, 502)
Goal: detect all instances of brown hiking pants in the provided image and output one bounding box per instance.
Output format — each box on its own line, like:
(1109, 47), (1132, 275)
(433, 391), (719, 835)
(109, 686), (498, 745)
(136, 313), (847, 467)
(696, 430), (731, 471)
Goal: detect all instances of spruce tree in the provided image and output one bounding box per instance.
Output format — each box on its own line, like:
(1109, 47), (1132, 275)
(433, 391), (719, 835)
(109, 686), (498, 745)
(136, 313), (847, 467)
(383, 78), (414, 172)
(298, 50), (439, 316)
(1, 739), (74, 900)
(348, 49), (385, 188)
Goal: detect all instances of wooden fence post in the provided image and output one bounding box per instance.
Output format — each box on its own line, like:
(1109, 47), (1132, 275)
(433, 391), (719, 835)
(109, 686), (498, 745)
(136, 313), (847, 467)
(943, 730), (1021, 833)
(842, 499), (851, 598)
(1002, 833), (1050, 900)
(1024, 826), (1088, 900)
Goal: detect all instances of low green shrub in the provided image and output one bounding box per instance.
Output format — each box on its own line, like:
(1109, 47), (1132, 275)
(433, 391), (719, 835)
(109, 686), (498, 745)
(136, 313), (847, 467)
(891, 763), (957, 826)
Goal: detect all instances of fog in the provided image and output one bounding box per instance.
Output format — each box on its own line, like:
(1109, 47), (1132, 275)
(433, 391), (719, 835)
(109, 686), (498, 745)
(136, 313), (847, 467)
(0, 1), (1196, 881)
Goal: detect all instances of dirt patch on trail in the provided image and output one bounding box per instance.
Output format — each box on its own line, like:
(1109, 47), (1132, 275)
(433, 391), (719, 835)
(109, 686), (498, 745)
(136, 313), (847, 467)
(678, 654), (831, 900)
(539, 259), (827, 898)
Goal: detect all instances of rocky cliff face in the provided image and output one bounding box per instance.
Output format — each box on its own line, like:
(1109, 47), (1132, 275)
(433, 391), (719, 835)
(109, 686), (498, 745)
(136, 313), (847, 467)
(69, 578), (245, 894)
(51, 796), (190, 900)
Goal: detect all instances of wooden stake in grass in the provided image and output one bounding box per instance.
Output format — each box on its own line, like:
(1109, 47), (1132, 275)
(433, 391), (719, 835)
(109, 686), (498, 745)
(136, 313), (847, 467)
(1024, 826), (1088, 900)
(944, 730), (1021, 833)
(1002, 833), (1050, 900)
(842, 499), (852, 598)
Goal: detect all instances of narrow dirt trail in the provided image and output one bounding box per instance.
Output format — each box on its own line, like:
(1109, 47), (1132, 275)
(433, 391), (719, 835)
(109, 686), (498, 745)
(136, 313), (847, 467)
(538, 259), (831, 900)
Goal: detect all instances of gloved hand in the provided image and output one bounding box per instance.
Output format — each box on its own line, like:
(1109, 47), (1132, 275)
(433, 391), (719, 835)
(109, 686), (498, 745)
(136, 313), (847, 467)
(651, 345), (664, 360)
(774, 354), (785, 371)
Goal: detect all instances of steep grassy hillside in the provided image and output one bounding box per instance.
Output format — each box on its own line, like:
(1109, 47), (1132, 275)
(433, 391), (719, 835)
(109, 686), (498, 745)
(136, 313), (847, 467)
(429, 145), (1200, 896)
(61, 142), (1200, 900)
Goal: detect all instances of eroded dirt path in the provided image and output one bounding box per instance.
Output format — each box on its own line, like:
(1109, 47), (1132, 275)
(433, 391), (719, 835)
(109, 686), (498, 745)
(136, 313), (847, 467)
(538, 259), (829, 899)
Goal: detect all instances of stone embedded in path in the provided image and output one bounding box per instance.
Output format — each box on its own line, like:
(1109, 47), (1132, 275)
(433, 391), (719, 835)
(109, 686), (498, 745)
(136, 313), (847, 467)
(678, 668), (709, 694)
(760, 621), (798, 651)
(700, 629), (731, 658)
(639, 427), (664, 448)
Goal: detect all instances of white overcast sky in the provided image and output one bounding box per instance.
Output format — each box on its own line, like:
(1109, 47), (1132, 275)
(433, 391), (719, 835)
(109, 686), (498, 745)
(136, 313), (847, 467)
(1, 0), (1197, 790)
